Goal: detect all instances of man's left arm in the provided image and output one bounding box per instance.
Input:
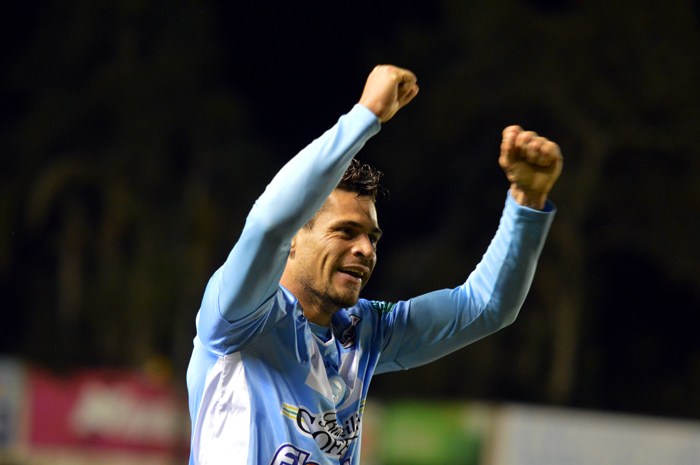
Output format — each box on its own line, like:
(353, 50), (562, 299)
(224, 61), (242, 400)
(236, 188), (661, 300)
(375, 126), (562, 372)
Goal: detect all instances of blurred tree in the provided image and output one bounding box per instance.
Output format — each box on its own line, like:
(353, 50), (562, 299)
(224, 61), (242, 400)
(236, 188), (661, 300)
(364, 0), (700, 414)
(2, 0), (271, 374)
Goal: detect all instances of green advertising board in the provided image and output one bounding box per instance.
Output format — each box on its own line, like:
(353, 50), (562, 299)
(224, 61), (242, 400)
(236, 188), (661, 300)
(367, 401), (491, 465)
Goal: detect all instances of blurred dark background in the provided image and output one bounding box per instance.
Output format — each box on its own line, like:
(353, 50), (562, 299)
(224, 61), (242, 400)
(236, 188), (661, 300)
(2, 0), (700, 420)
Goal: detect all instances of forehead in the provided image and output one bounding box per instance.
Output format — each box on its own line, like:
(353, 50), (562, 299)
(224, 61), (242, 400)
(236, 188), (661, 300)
(318, 189), (379, 229)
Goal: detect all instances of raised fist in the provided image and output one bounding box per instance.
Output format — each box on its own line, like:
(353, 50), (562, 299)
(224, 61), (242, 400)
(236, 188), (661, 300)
(358, 65), (419, 123)
(499, 125), (563, 209)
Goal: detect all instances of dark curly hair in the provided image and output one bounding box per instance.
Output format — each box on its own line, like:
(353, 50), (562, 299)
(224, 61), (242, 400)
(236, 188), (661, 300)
(336, 159), (388, 203)
(303, 159), (388, 230)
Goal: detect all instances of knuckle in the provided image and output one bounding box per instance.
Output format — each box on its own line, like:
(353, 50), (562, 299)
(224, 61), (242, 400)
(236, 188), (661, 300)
(515, 132), (532, 144)
(502, 126), (519, 138)
(543, 141), (561, 155)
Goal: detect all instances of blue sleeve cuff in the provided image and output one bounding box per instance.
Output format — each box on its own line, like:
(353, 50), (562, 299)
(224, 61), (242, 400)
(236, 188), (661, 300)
(505, 189), (557, 216)
(352, 103), (381, 135)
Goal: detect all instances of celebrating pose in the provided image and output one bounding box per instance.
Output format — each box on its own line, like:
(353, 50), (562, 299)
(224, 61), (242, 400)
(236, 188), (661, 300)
(186, 65), (562, 465)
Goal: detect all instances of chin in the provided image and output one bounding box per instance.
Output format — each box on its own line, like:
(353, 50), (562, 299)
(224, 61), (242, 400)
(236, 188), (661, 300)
(329, 292), (360, 310)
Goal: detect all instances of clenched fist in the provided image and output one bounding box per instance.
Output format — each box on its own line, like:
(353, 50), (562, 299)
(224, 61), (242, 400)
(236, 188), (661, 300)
(499, 125), (563, 210)
(358, 65), (419, 123)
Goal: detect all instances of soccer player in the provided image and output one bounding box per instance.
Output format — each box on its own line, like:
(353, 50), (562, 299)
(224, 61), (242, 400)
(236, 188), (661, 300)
(186, 65), (562, 465)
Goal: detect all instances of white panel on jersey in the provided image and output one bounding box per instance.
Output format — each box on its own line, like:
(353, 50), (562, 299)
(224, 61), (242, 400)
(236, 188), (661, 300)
(193, 353), (250, 465)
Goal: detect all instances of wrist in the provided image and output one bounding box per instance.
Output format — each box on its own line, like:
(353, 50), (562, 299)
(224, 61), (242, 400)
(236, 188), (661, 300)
(510, 184), (548, 210)
(358, 100), (389, 123)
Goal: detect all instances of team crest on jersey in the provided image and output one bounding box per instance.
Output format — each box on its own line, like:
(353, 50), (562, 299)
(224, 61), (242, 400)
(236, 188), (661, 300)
(281, 402), (364, 458)
(336, 315), (361, 349)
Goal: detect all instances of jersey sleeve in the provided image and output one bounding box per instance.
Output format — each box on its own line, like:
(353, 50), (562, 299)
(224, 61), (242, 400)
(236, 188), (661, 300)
(374, 191), (555, 374)
(196, 104), (380, 354)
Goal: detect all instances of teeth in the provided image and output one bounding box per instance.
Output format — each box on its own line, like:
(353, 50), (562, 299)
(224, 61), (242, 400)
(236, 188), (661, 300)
(341, 269), (363, 277)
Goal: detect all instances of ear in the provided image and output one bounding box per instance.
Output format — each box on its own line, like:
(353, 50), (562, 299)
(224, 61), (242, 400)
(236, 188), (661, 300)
(289, 235), (297, 259)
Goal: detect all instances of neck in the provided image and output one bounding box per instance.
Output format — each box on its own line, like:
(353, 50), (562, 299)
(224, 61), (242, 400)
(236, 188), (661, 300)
(302, 305), (334, 327)
(297, 285), (340, 326)
(280, 276), (337, 327)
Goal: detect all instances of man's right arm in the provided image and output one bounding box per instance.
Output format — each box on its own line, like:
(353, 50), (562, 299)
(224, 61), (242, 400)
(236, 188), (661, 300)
(216, 105), (380, 321)
(197, 65), (418, 347)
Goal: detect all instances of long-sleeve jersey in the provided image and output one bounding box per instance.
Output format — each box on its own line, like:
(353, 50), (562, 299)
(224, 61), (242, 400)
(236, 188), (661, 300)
(186, 104), (555, 465)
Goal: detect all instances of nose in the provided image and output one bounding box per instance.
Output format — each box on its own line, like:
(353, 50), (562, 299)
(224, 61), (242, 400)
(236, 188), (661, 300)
(352, 235), (375, 261)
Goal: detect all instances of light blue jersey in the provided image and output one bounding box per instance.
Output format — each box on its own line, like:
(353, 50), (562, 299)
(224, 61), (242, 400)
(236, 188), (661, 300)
(186, 104), (555, 465)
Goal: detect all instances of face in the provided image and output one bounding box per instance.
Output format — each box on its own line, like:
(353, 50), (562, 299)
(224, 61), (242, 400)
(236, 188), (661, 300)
(285, 189), (382, 316)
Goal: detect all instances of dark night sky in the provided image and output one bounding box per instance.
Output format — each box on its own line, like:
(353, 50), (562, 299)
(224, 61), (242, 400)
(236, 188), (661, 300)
(3, 0), (700, 421)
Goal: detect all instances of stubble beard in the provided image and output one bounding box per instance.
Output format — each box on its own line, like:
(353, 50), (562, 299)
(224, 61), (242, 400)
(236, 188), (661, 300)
(303, 278), (361, 315)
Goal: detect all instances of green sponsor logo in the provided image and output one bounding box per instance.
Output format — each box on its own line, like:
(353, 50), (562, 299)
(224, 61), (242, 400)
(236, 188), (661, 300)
(370, 301), (396, 316)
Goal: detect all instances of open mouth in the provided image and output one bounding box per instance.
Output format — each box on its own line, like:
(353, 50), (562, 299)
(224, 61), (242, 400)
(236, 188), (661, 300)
(337, 266), (368, 281)
(339, 269), (363, 278)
